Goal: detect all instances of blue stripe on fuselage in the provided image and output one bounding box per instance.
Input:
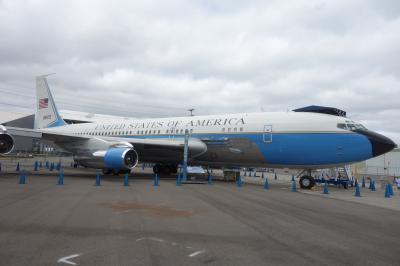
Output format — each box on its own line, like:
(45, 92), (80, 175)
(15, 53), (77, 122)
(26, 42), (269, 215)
(124, 132), (372, 166)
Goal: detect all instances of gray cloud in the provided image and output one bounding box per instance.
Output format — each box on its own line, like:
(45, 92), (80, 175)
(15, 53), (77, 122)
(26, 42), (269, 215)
(0, 0), (399, 143)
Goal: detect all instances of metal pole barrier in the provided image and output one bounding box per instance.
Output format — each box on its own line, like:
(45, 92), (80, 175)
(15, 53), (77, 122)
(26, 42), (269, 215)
(182, 129), (189, 182)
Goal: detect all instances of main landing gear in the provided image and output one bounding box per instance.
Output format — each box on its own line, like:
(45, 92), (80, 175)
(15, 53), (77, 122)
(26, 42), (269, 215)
(153, 164), (178, 175)
(298, 170), (316, 189)
(102, 169), (131, 175)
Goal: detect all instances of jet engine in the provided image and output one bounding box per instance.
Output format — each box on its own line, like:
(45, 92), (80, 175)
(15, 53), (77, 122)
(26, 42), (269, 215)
(104, 147), (139, 170)
(0, 133), (14, 154)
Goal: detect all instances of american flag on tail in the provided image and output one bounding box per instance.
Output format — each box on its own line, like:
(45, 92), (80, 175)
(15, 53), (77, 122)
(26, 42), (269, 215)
(39, 98), (48, 109)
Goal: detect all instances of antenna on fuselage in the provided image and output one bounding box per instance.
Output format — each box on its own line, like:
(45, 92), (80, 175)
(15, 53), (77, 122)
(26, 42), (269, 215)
(188, 108), (195, 116)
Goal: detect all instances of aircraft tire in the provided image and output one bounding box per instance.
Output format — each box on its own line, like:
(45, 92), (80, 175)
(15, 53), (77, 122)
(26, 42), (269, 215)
(299, 175), (315, 189)
(161, 165), (172, 175)
(112, 169), (120, 175)
(102, 169), (112, 175)
(170, 165), (178, 174)
(153, 164), (161, 174)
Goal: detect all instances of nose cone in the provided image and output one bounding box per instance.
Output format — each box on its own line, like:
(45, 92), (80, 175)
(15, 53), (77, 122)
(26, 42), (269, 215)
(355, 129), (397, 157)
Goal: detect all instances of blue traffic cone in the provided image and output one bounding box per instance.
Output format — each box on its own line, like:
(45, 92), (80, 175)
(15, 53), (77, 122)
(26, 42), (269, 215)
(19, 171), (26, 184)
(153, 173), (159, 187)
(123, 173), (129, 186)
(362, 176), (365, 188)
(355, 184), (361, 197)
(264, 178), (269, 189)
(371, 180), (376, 191)
(261, 172), (265, 179)
(323, 182), (329, 194)
(95, 172), (101, 186)
(208, 173), (213, 184)
(56, 162), (61, 171)
(237, 175), (243, 188)
(384, 183), (391, 198)
(291, 180), (297, 192)
(291, 175), (295, 182)
(388, 183), (394, 196)
(368, 178), (372, 189)
(16, 162), (20, 172)
(50, 162), (54, 171)
(176, 173), (181, 186)
(57, 171), (64, 185)
(274, 173), (277, 180)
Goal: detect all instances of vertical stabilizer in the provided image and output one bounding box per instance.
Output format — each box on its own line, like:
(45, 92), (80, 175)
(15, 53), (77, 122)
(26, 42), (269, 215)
(34, 75), (66, 129)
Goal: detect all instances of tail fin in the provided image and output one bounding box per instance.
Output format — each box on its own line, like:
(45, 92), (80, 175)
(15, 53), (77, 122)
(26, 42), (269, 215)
(34, 75), (66, 129)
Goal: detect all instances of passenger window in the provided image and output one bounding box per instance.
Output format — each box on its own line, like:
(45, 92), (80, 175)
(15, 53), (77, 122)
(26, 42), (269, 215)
(166, 130), (169, 134)
(240, 127), (243, 132)
(337, 123), (348, 130)
(190, 129), (193, 133)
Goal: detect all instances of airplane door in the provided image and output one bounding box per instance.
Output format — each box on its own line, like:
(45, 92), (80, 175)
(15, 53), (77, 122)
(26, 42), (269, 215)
(263, 125), (272, 143)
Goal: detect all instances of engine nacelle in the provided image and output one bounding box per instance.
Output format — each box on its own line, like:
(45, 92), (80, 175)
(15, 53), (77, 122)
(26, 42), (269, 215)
(104, 148), (139, 170)
(0, 133), (14, 154)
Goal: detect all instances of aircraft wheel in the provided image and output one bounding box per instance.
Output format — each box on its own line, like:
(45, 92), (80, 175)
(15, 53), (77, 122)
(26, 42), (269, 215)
(299, 175), (315, 189)
(153, 164), (161, 174)
(102, 169), (112, 175)
(162, 165), (172, 175)
(170, 165), (178, 174)
(112, 169), (120, 176)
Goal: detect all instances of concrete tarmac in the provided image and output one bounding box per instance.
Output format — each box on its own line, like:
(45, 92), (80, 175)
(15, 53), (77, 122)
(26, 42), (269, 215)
(0, 169), (399, 266)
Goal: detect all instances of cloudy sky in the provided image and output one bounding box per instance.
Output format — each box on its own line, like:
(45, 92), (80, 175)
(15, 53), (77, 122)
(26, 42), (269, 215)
(0, 0), (399, 143)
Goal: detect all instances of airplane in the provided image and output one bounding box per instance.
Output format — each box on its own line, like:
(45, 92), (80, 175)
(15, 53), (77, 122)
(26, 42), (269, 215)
(0, 75), (397, 189)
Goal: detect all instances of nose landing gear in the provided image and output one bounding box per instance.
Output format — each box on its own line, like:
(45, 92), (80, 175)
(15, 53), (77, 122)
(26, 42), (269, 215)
(299, 175), (316, 189)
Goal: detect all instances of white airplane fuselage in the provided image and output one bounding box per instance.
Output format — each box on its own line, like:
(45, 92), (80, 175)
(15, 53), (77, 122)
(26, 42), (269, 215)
(42, 111), (394, 169)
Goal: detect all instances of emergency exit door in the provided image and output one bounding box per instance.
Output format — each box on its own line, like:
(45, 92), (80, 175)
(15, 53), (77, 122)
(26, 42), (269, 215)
(263, 125), (272, 143)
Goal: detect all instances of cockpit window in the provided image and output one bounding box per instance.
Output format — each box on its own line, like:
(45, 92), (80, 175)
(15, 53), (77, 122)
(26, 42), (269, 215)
(337, 122), (367, 131)
(347, 124), (356, 131)
(355, 124), (367, 130)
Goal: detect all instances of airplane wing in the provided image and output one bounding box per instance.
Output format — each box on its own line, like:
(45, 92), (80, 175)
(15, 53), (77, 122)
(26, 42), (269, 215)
(3, 126), (207, 163)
